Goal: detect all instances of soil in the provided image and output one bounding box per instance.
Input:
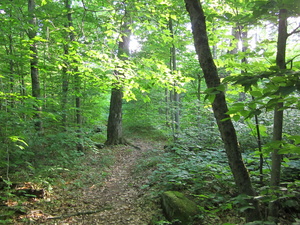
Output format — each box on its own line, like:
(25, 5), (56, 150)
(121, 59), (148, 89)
(12, 138), (164, 224)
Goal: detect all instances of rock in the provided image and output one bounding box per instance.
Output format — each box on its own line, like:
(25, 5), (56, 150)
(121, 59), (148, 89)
(161, 191), (199, 224)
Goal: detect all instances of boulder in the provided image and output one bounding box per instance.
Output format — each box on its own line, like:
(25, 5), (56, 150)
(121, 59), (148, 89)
(161, 191), (199, 224)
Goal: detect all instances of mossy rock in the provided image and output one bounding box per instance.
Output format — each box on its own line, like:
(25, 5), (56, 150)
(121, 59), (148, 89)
(161, 191), (199, 224)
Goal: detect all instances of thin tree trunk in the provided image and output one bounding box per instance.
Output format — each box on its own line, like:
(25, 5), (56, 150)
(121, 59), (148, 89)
(240, 28), (264, 182)
(7, 3), (15, 109)
(196, 73), (202, 128)
(268, 8), (288, 223)
(106, 10), (131, 145)
(229, 26), (239, 55)
(63, 0), (83, 150)
(61, 0), (71, 128)
(165, 88), (170, 127)
(28, 0), (43, 133)
(74, 67), (83, 151)
(184, 0), (261, 222)
(169, 18), (180, 141)
(253, 100), (263, 185)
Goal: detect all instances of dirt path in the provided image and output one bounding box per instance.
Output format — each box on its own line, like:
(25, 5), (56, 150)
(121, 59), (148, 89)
(43, 139), (162, 224)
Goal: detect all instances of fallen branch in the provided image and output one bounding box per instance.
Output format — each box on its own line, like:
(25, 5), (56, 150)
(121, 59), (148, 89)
(47, 206), (112, 220)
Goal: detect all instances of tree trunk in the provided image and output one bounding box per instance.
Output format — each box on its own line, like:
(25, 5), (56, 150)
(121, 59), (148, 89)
(74, 68), (83, 151)
(106, 10), (131, 145)
(28, 0), (43, 133)
(169, 18), (180, 141)
(106, 88), (124, 145)
(184, 0), (262, 222)
(62, 0), (83, 150)
(268, 8), (288, 222)
(61, 0), (71, 128)
(8, 5), (15, 109)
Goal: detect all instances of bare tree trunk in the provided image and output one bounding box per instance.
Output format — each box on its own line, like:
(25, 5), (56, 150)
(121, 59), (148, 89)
(62, 0), (83, 150)
(28, 0), (43, 133)
(268, 8), (288, 223)
(184, 0), (262, 222)
(196, 73), (202, 128)
(169, 18), (180, 141)
(8, 5), (15, 109)
(165, 88), (170, 127)
(106, 10), (131, 145)
(74, 68), (83, 151)
(106, 87), (124, 145)
(61, 0), (72, 128)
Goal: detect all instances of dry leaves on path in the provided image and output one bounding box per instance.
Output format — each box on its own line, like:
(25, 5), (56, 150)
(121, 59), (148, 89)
(13, 139), (163, 224)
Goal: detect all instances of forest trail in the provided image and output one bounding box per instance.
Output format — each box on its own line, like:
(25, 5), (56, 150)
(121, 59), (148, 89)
(36, 138), (163, 224)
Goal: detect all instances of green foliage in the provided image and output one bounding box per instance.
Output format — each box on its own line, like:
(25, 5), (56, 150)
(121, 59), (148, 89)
(137, 144), (235, 200)
(0, 0), (299, 223)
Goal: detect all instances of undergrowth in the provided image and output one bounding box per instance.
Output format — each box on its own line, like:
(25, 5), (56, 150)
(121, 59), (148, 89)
(134, 129), (300, 224)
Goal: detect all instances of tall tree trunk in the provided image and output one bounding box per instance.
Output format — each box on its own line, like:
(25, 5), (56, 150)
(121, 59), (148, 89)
(169, 18), (180, 141)
(61, 0), (72, 129)
(74, 67), (83, 151)
(28, 0), (43, 133)
(106, 11), (131, 145)
(268, 8), (288, 222)
(63, 0), (83, 150)
(8, 2), (15, 109)
(240, 27), (264, 183)
(184, 0), (262, 222)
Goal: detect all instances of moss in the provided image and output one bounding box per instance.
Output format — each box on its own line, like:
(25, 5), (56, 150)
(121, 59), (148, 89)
(161, 191), (199, 224)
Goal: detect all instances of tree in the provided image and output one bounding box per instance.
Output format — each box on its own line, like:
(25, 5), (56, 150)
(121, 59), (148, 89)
(61, 0), (71, 128)
(184, 0), (262, 222)
(106, 6), (131, 145)
(268, 5), (300, 221)
(169, 18), (181, 141)
(28, 0), (43, 133)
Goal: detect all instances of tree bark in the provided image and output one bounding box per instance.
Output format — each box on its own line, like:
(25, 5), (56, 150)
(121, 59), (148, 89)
(105, 11), (131, 145)
(61, 0), (71, 128)
(169, 18), (180, 141)
(62, 0), (83, 150)
(106, 87), (124, 145)
(28, 0), (43, 133)
(184, 0), (261, 222)
(268, 8), (288, 222)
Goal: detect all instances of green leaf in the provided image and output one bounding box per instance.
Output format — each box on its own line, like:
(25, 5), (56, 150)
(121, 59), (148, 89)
(278, 86), (296, 96)
(207, 94), (216, 104)
(289, 135), (300, 145)
(41, 0), (47, 6)
(240, 110), (249, 117)
(239, 205), (255, 212)
(278, 145), (300, 154)
(249, 90), (262, 97)
(232, 114), (240, 121)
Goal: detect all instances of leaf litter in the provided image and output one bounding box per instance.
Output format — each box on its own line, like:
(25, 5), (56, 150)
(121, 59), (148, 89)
(9, 139), (163, 224)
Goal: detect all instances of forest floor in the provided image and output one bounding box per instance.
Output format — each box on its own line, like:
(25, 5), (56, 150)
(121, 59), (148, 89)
(3, 136), (300, 224)
(11, 138), (164, 224)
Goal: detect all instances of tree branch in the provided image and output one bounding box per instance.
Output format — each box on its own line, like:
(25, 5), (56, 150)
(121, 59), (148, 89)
(286, 54), (300, 69)
(287, 24), (300, 37)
